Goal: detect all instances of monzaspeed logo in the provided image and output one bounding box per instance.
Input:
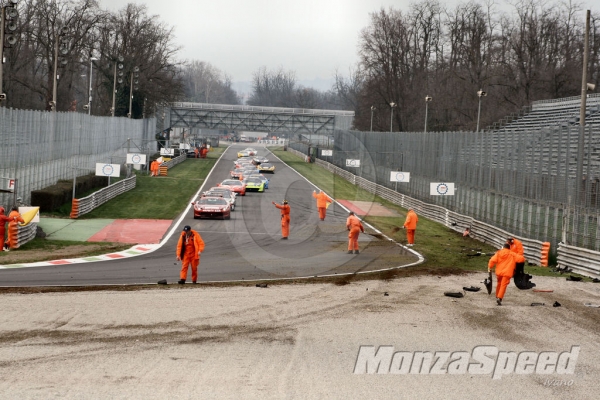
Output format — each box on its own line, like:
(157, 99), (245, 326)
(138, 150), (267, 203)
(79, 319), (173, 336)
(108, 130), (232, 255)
(353, 345), (580, 379)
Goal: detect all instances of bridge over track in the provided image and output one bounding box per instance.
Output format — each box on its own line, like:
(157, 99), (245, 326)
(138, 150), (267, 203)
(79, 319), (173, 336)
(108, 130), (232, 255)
(162, 102), (354, 135)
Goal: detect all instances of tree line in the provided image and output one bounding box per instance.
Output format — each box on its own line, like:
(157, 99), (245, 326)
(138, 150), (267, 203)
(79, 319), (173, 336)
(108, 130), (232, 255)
(344, 0), (600, 132)
(1, 0), (598, 132)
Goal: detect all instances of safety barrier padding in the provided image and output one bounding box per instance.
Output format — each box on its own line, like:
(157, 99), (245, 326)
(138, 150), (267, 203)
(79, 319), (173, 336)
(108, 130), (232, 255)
(540, 242), (550, 267)
(70, 198), (80, 219)
(8, 222), (37, 249)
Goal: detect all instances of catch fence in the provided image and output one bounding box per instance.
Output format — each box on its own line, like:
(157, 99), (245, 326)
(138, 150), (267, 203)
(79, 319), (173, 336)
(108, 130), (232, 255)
(289, 124), (600, 256)
(0, 107), (155, 207)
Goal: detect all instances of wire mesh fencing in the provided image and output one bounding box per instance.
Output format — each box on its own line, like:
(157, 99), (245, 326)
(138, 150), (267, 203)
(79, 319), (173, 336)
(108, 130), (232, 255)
(290, 124), (600, 254)
(0, 107), (155, 207)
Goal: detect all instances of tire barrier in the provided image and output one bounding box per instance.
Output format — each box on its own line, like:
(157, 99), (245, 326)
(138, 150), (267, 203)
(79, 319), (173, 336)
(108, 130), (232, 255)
(7, 221), (37, 250)
(540, 242), (551, 267)
(69, 198), (80, 219)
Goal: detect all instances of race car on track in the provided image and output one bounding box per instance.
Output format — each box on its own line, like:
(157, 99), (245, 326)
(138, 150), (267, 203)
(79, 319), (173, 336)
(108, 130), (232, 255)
(218, 179), (246, 196)
(248, 174), (269, 189)
(202, 187), (237, 211)
(237, 150), (251, 158)
(192, 196), (231, 219)
(257, 162), (275, 173)
(252, 156), (269, 165)
(244, 176), (266, 192)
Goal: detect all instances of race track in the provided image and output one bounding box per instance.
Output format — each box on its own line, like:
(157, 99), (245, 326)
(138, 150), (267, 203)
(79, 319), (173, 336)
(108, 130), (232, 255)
(0, 145), (418, 286)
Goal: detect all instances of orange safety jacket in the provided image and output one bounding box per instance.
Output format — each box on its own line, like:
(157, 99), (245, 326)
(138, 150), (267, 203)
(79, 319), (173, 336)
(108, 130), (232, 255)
(313, 191), (332, 208)
(176, 230), (205, 260)
(488, 248), (525, 277)
(403, 210), (418, 230)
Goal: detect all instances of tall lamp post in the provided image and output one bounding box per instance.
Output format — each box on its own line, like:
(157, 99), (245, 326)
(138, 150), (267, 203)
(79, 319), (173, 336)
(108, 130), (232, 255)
(128, 65), (139, 118)
(370, 106), (375, 132)
(476, 89), (487, 132)
(111, 55), (124, 117)
(50, 26), (69, 111)
(87, 56), (97, 115)
(0, 0), (20, 105)
(424, 95), (432, 133)
(389, 102), (396, 132)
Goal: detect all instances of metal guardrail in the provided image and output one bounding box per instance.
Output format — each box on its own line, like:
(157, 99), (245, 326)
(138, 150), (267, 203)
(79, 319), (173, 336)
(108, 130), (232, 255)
(287, 147), (583, 271)
(72, 175), (137, 218)
(557, 243), (600, 279)
(163, 153), (187, 169)
(15, 222), (37, 249)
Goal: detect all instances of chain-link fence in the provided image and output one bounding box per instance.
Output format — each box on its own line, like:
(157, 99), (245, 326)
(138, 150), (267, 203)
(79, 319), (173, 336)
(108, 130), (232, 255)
(0, 107), (155, 207)
(290, 123), (600, 254)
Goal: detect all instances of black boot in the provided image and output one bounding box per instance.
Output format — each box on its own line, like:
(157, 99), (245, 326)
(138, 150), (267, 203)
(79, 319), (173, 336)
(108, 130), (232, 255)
(178, 279), (185, 284)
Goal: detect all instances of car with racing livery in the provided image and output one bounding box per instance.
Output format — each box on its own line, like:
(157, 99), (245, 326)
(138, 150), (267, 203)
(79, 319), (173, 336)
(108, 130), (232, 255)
(202, 187), (237, 211)
(252, 156), (269, 165)
(192, 196), (231, 219)
(249, 174), (269, 189)
(218, 179), (247, 196)
(257, 162), (275, 173)
(244, 176), (266, 192)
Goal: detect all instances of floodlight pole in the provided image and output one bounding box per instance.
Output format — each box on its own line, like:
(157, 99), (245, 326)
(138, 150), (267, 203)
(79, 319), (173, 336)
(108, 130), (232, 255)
(111, 62), (117, 117)
(370, 106), (375, 132)
(476, 90), (486, 132)
(88, 57), (97, 115)
(52, 36), (59, 111)
(390, 102), (396, 132)
(424, 96), (432, 133)
(579, 10), (590, 128)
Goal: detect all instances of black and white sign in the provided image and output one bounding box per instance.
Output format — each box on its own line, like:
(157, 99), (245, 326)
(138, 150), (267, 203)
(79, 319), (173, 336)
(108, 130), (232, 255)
(346, 159), (360, 168)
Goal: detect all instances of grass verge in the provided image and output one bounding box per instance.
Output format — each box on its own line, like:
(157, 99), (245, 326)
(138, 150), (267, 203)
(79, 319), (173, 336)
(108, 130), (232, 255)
(2, 145), (591, 284)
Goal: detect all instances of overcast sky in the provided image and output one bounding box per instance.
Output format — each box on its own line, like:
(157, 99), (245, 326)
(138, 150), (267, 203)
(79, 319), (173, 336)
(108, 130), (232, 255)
(97, 0), (595, 90)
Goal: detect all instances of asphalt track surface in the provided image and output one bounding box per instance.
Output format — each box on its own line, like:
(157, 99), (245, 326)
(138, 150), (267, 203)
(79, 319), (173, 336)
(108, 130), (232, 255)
(0, 145), (418, 286)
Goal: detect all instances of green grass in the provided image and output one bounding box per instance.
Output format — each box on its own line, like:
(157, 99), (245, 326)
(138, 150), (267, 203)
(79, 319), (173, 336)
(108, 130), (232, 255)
(77, 147), (224, 219)
(8, 144), (591, 282)
(271, 148), (590, 281)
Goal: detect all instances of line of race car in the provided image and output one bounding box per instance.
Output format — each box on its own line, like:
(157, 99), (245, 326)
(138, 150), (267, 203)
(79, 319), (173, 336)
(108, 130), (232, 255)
(191, 147), (276, 219)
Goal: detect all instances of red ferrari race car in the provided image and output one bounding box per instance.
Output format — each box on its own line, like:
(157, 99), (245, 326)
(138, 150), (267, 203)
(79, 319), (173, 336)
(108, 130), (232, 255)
(192, 196), (231, 219)
(218, 179), (247, 196)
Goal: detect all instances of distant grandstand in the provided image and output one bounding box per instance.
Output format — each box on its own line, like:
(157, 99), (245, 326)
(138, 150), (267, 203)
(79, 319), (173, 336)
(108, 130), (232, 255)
(489, 93), (600, 132)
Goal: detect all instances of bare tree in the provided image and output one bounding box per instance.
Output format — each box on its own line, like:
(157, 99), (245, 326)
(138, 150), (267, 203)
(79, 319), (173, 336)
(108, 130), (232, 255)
(180, 60), (240, 104)
(247, 66), (297, 107)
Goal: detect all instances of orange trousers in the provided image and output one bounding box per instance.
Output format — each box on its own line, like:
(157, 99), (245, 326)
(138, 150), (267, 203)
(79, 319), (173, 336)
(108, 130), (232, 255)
(281, 215), (290, 238)
(406, 229), (416, 244)
(348, 228), (360, 251)
(180, 256), (200, 282)
(496, 275), (511, 299)
(318, 207), (327, 220)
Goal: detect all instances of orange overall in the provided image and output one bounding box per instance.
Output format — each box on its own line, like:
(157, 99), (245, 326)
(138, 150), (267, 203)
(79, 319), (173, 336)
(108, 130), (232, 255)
(312, 191), (332, 221)
(176, 230), (205, 282)
(403, 209), (418, 244)
(509, 238), (524, 256)
(273, 202), (291, 238)
(6, 209), (24, 250)
(346, 214), (365, 251)
(150, 160), (159, 176)
(0, 208), (12, 249)
(488, 248), (524, 300)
